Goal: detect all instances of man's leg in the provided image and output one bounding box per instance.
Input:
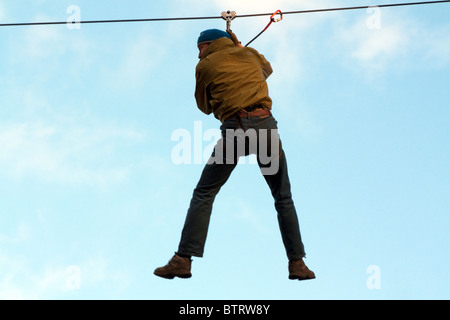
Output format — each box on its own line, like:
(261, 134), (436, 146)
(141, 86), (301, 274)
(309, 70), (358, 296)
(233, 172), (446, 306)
(177, 158), (237, 257)
(155, 125), (238, 279)
(154, 155), (236, 279)
(259, 149), (306, 260)
(258, 147), (315, 280)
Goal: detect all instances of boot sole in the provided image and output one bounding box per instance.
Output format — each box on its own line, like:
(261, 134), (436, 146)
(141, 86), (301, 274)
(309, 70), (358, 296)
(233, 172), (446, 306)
(154, 272), (192, 280)
(289, 275), (316, 281)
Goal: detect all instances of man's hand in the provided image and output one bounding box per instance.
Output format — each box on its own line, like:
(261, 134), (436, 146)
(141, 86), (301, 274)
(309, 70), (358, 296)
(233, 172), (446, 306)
(227, 29), (243, 47)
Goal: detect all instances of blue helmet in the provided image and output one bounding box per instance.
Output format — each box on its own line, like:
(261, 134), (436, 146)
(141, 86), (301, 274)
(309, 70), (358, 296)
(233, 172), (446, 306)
(197, 29), (230, 45)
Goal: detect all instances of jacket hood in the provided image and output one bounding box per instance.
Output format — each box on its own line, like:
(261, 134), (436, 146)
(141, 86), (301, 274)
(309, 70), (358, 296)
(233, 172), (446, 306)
(200, 37), (235, 60)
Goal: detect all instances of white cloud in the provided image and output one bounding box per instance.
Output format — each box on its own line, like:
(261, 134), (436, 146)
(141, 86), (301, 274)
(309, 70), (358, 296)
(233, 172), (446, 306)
(4, 14), (97, 84)
(334, 14), (411, 72)
(352, 25), (408, 62)
(0, 117), (145, 186)
(332, 10), (450, 74)
(0, 251), (129, 299)
(32, 257), (129, 297)
(0, 224), (30, 243)
(0, 216), (130, 299)
(24, 25), (65, 58)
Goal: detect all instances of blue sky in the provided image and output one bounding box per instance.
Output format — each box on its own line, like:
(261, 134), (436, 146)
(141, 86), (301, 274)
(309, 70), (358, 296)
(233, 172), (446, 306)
(0, 0), (449, 300)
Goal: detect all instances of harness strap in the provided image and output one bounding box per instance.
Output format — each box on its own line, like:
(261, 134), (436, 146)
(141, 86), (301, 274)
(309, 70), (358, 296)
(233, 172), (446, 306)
(245, 10), (283, 47)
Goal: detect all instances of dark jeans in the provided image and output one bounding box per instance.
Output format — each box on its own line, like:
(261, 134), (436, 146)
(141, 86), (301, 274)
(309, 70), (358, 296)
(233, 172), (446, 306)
(177, 112), (306, 260)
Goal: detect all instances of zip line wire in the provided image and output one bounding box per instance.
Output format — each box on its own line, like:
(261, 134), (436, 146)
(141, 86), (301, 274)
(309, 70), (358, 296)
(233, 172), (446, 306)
(0, 1), (449, 27)
(237, 0), (450, 19)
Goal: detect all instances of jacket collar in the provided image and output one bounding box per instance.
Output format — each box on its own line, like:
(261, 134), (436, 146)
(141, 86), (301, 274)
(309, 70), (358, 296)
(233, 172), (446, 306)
(201, 38), (235, 60)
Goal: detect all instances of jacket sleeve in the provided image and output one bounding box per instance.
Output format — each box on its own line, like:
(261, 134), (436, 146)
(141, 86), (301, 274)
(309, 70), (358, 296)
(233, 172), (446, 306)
(249, 48), (273, 79)
(259, 53), (273, 79)
(194, 63), (212, 115)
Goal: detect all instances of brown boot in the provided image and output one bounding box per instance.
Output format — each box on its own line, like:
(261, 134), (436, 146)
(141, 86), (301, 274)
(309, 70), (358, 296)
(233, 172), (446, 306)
(154, 253), (192, 279)
(289, 259), (315, 281)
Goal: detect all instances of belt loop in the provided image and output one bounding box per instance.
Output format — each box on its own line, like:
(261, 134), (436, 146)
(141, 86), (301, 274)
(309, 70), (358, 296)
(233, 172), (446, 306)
(235, 115), (244, 130)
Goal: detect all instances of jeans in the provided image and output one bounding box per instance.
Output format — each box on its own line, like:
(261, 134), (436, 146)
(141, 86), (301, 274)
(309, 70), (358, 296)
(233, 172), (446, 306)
(177, 112), (306, 260)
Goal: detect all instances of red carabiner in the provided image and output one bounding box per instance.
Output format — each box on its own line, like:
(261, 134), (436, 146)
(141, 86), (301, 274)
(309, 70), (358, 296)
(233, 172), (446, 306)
(263, 9), (282, 32)
(270, 10), (283, 23)
(245, 9), (283, 47)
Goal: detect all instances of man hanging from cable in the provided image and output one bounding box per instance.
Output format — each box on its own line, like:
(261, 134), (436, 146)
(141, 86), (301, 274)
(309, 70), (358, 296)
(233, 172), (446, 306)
(154, 27), (315, 281)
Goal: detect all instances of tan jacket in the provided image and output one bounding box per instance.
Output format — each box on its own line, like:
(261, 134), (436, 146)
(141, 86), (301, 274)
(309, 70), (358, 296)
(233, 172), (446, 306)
(195, 38), (273, 122)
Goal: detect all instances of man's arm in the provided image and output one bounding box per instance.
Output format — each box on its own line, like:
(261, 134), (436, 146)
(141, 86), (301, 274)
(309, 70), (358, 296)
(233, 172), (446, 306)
(227, 29), (243, 48)
(194, 64), (212, 115)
